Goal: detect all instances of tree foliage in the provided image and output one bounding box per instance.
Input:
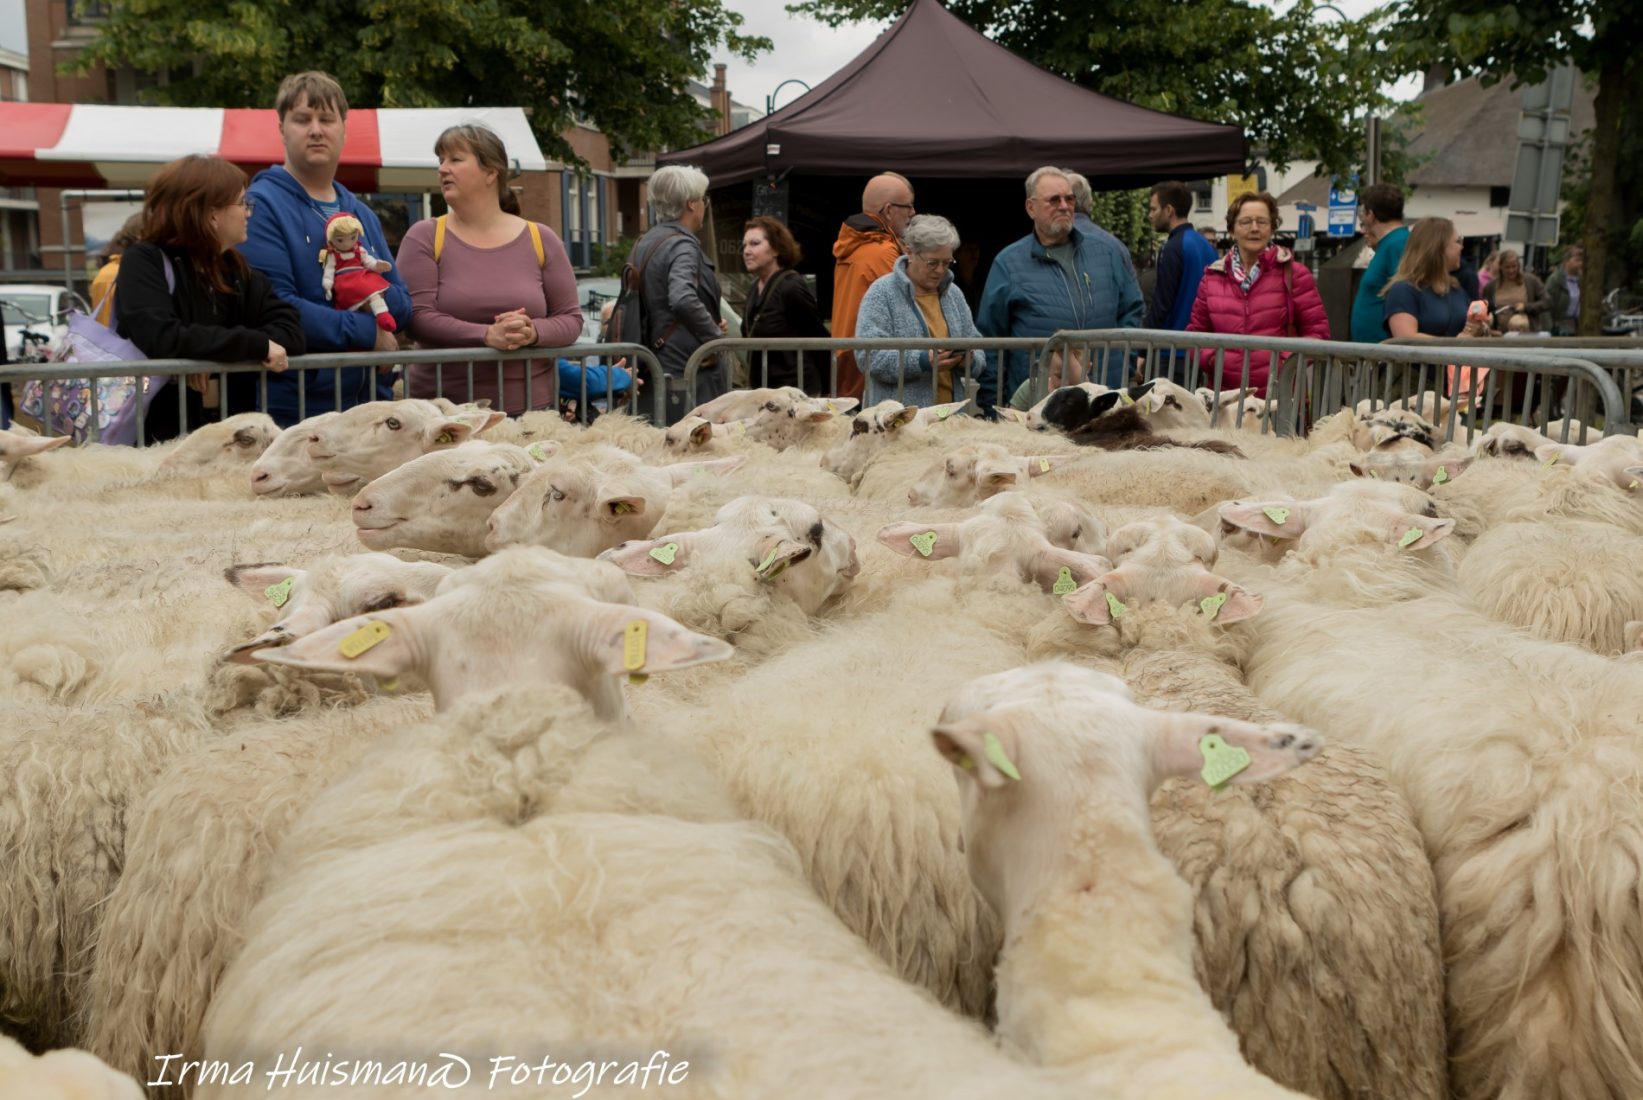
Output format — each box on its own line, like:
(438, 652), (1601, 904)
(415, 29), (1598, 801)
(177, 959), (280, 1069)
(71, 0), (771, 164)
(789, 0), (1400, 177)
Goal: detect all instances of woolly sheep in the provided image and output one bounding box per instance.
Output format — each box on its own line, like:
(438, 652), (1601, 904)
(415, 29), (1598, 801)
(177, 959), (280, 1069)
(1132, 377), (1212, 430)
(305, 399), (503, 494)
(934, 662), (1319, 1099)
(1223, 492), (1643, 1100)
(255, 546), (733, 720)
(351, 440), (541, 557)
(248, 412), (339, 496)
(817, 398), (973, 487)
(0, 1033), (142, 1099)
(156, 412), (277, 472)
(198, 687), (1084, 1100)
(905, 443), (1076, 507)
(877, 492), (1114, 593)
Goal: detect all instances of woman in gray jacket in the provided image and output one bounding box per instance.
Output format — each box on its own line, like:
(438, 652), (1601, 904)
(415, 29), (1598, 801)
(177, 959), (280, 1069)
(856, 215), (985, 406)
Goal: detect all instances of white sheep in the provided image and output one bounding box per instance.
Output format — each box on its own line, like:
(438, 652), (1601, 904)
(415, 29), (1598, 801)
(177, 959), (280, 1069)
(350, 440), (541, 557)
(305, 399), (504, 494)
(248, 411), (339, 496)
(156, 412), (277, 473)
(933, 661), (1320, 1099)
(0, 1033), (142, 1099)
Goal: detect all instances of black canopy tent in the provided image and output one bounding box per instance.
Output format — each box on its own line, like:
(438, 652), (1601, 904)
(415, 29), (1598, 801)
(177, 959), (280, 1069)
(658, 0), (1245, 323)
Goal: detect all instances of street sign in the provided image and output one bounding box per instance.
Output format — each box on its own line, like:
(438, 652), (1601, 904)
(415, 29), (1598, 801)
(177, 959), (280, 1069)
(1327, 186), (1357, 237)
(1296, 211), (1314, 240)
(1506, 65), (1575, 246)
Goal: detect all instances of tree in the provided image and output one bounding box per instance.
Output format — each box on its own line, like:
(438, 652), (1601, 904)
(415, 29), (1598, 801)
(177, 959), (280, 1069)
(789, 0), (1401, 178)
(70, 0), (771, 165)
(1376, 0), (1643, 334)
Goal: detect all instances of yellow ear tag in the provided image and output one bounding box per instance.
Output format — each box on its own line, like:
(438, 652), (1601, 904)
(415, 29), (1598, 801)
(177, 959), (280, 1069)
(957, 753), (976, 771)
(435, 431), (456, 445)
(380, 677), (400, 693)
(1369, 469), (1380, 479)
(338, 620), (391, 659)
(1262, 506), (1290, 525)
(1199, 734), (1251, 789)
(1039, 458), (1051, 473)
(909, 531), (938, 557)
(1433, 465), (1449, 485)
(825, 401), (837, 413)
(648, 542), (679, 565)
(1105, 592), (1127, 618)
(937, 407), (953, 420)
(1118, 389), (1134, 406)
(982, 731), (1022, 781)
(1630, 480), (1640, 491)
(1543, 452), (1560, 467)
(1199, 592), (1228, 620)
(623, 619), (648, 685)
(1052, 567), (1077, 595)
(1398, 527), (1423, 548)
(527, 442), (549, 461)
(612, 501), (634, 515)
(264, 577), (294, 608)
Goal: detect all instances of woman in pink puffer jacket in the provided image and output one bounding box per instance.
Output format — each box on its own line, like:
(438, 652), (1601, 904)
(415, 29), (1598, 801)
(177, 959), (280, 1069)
(1187, 191), (1330, 395)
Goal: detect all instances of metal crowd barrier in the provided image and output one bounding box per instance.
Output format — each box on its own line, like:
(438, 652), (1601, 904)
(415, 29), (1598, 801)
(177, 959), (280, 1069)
(0, 344), (667, 443)
(680, 336), (1051, 410)
(1039, 329), (1630, 442)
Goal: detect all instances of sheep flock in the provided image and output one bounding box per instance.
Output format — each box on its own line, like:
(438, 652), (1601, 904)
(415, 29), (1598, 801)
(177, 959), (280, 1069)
(1, 378), (1641, 1100)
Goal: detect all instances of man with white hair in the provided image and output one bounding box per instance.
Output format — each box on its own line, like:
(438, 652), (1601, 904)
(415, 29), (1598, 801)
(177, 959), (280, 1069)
(831, 172), (916, 399)
(628, 164), (725, 423)
(975, 166), (1143, 415)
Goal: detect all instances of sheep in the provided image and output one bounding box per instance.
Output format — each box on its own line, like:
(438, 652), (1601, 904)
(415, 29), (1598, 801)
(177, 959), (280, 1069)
(1053, 516), (1448, 1100)
(247, 411), (339, 496)
(1041, 386), (1245, 456)
(156, 412), (277, 473)
(1220, 489), (1643, 1100)
(876, 492), (1114, 593)
(1471, 419), (1561, 459)
(349, 440), (539, 557)
(1311, 405), (1439, 454)
(483, 445), (742, 557)
(1132, 377), (1212, 430)
(0, 426), (72, 484)
(254, 546), (733, 721)
(0, 1033), (142, 1099)
(997, 380), (1109, 432)
(1455, 519), (1643, 654)
(823, 401), (1055, 495)
(1346, 450), (1474, 489)
(904, 443), (1078, 507)
(816, 399), (972, 485)
(933, 661), (1320, 1099)
(304, 399), (504, 495)
(197, 687), (1085, 1100)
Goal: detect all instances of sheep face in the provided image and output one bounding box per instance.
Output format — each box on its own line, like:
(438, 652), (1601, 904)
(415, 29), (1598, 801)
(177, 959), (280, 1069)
(1349, 408), (1438, 454)
(306, 400), (502, 495)
(1023, 382), (1110, 432)
(1132, 379), (1211, 430)
(1062, 515), (1262, 626)
(601, 495), (859, 616)
(483, 446), (667, 558)
(930, 661), (1322, 921)
(250, 412), (338, 496)
(1472, 421), (1554, 460)
(253, 547), (732, 719)
(906, 444), (1072, 508)
(663, 415), (719, 452)
(877, 492), (1113, 593)
(744, 394), (858, 451)
(160, 412), (278, 470)
(0, 427), (71, 473)
(352, 441), (537, 557)
(223, 553), (453, 662)
(819, 400), (920, 486)
(1217, 493), (1455, 557)
(1348, 453), (1474, 489)
(687, 386), (810, 424)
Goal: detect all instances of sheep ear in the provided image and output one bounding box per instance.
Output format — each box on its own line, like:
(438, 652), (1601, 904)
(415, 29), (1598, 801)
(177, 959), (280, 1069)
(995, 407), (1029, 425)
(919, 400), (968, 425)
(665, 456), (746, 486)
(877, 522), (962, 560)
(976, 463), (1021, 492)
(225, 562), (304, 602)
(1032, 548), (1113, 594)
(601, 495), (647, 520)
(1622, 465), (1642, 492)
(1147, 712), (1320, 787)
(1217, 500), (1311, 539)
(1087, 391), (1123, 418)
(253, 608), (419, 681)
(1025, 454), (1072, 478)
(751, 536), (812, 581)
(1188, 574), (1264, 624)
(1062, 574), (1124, 625)
(825, 397), (861, 416)
(426, 418), (474, 448)
(586, 605), (733, 676)
(931, 713), (1022, 789)
(1389, 516), (1454, 551)
(598, 536), (694, 576)
(523, 440), (561, 464)
(464, 410), (507, 434)
(690, 420), (715, 447)
(0, 433), (70, 459)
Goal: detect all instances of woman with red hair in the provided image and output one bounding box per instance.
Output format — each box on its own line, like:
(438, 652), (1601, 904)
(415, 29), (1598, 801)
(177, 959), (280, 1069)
(116, 154), (304, 441)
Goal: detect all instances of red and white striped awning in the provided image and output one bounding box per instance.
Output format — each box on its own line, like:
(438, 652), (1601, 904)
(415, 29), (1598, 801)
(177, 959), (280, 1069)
(0, 104), (549, 190)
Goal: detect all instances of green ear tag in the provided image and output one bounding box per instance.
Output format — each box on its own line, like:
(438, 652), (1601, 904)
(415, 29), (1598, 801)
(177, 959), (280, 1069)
(1398, 527), (1423, 548)
(1262, 506), (1291, 526)
(1052, 567), (1077, 596)
(755, 548), (782, 576)
(1039, 458), (1051, 473)
(527, 442), (548, 461)
(1199, 734), (1251, 789)
(648, 542), (679, 565)
(1369, 469), (1380, 479)
(1118, 389), (1134, 406)
(264, 577), (294, 608)
(1543, 452), (1560, 468)
(909, 531), (938, 557)
(1105, 592), (1127, 618)
(1433, 465), (1449, 485)
(982, 731), (1021, 781)
(937, 407), (953, 420)
(435, 431), (455, 445)
(957, 753), (976, 771)
(1199, 592), (1228, 620)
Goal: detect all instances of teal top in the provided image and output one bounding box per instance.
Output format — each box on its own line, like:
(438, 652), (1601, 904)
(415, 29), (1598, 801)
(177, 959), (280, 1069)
(1349, 225), (1409, 344)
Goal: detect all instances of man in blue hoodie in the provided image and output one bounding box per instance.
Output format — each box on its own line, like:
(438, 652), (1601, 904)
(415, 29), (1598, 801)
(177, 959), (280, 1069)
(238, 71), (411, 426)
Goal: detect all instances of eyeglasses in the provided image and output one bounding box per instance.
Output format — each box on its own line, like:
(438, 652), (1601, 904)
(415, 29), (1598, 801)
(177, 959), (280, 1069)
(227, 197), (257, 215)
(1234, 217), (1271, 229)
(884, 201), (915, 213)
(916, 255), (956, 271)
(1037, 195), (1076, 208)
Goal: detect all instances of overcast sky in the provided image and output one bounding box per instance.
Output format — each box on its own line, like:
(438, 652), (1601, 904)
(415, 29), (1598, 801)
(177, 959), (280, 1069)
(722, 0), (1422, 117)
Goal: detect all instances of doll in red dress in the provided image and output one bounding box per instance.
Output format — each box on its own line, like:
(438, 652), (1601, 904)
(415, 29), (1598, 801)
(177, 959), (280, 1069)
(318, 212), (396, 332)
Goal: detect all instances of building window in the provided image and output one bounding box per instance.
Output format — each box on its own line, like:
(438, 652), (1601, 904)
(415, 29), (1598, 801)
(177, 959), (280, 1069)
(66, 0), (112, 25)
(1489, 185), (1511, 209)
(1189, 181), (1214, 212)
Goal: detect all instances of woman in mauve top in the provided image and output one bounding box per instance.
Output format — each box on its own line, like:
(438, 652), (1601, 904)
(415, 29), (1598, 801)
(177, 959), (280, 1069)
(398, 124), (582, 414)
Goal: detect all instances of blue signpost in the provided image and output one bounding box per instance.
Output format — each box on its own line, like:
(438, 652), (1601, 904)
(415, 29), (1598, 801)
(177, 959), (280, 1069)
(1327, 186), (1357, 237)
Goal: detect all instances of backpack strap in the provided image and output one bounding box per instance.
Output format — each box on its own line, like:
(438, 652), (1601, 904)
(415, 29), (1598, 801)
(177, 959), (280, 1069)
(433, 215), (448, 263)
(527, 221), (545, 267)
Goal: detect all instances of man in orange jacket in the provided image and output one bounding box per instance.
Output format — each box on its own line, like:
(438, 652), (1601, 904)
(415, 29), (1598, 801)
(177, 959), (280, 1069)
(830, 173), (915, 399)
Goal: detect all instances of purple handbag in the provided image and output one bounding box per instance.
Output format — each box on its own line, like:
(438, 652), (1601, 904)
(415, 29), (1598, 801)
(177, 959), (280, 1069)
(20, 255), (174, 446)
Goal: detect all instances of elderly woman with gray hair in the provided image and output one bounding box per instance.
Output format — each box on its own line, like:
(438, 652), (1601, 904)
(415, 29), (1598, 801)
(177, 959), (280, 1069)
(855, 214), (985, 406)
(626, 163), (726, 423)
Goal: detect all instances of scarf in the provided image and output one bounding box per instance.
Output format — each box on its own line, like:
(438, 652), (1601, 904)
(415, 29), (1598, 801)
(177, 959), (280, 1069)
(1230, 248), (1262, 294)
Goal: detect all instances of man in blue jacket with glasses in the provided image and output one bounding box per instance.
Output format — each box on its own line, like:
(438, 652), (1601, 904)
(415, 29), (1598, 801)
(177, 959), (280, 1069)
(238, 71), (411, 426)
